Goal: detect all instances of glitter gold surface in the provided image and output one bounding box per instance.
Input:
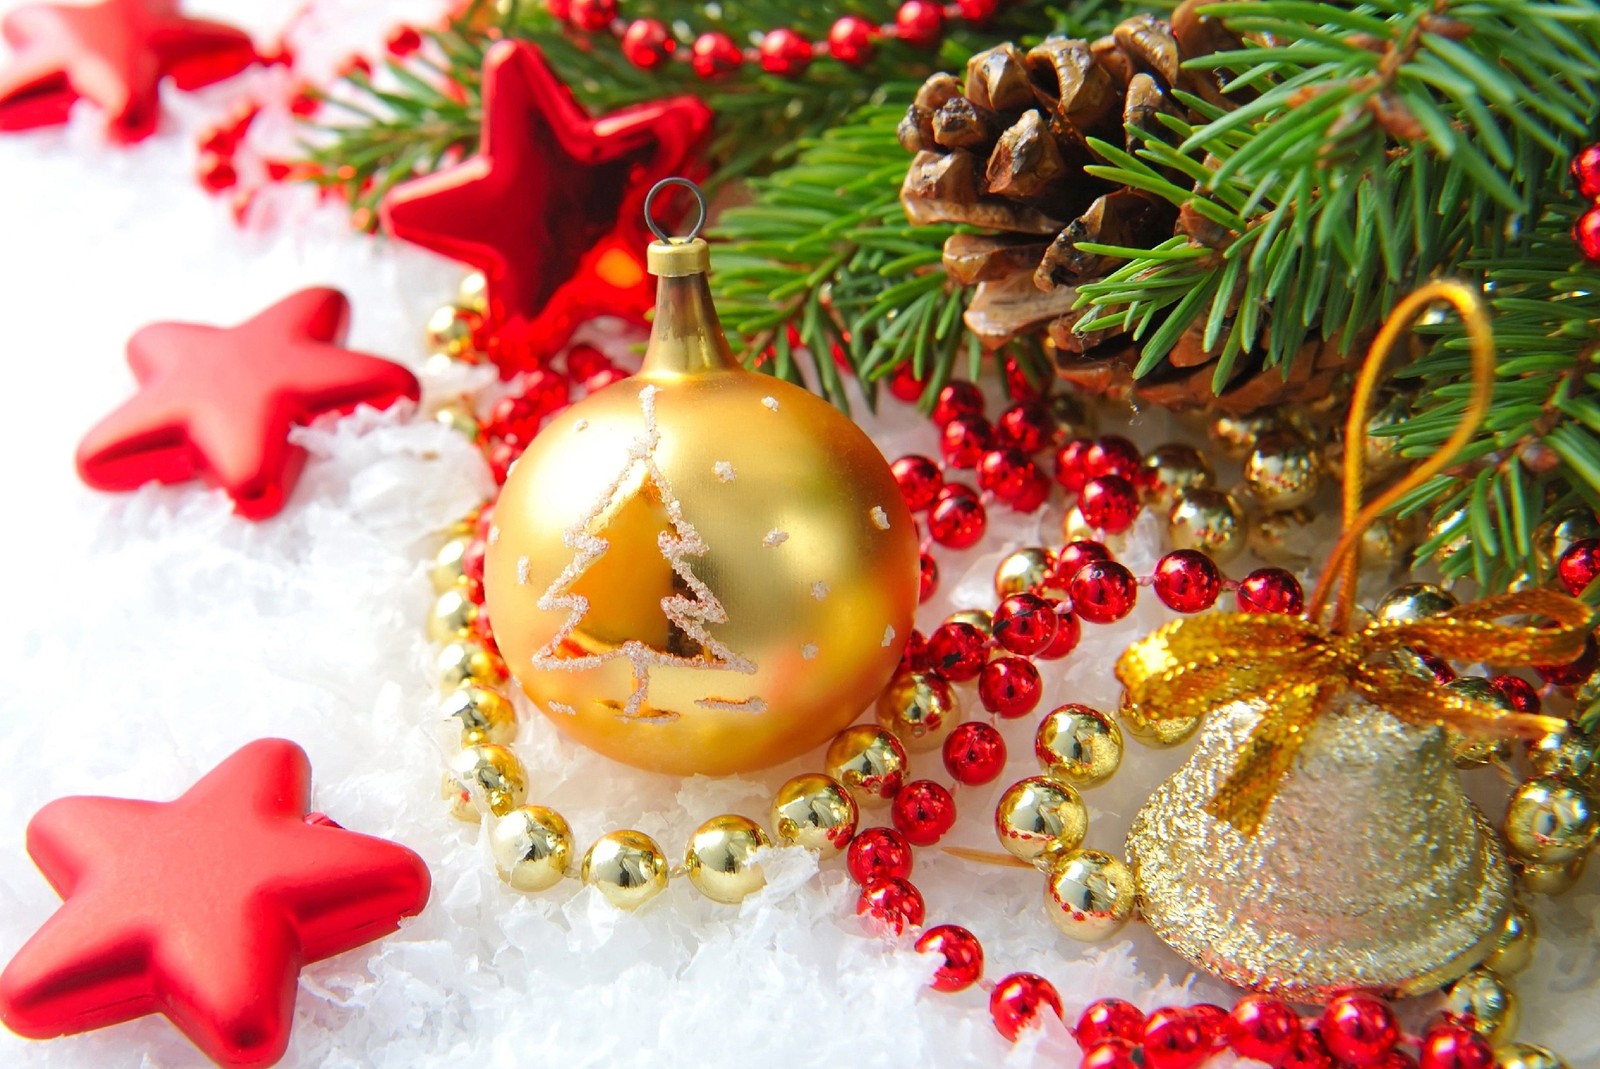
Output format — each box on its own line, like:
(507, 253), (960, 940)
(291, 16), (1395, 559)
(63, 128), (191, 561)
(1126, 695), (1511, 1000)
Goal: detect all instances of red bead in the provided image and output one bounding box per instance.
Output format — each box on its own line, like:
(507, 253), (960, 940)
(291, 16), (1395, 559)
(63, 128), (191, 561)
(895, 0), (945, 47)
(1419, 652), (1457, 684)
(1084, 435), (1141, 481)
(1153, 550), (1221, 613)
(1143, 1007), (1208, 1069)
(1081, 1039), (1141, 1069)
(932, 381), (985, 426)
(461, 539), (486, 601)
(1049, 540), (1111, 589)
(1078, 475), (1140, 534)
(915, 924), (984, 992)
(899, 629), (928, 673)
(1376, 1054), (1420, 1069)
(886, 360), (926, 402)
(758, 28), (812, 76)
(1536, 631), (1598, 687)
(992, 593), (1058, 656)
(1036, 605), (1080, 659)
(892, 780), (957, 846)
(1236, 567), (1305, 615)
(1320, 994), (1398, 1065)
(1418, 1024), (1495, 1069)
(1005, 469), (1051, 513)
(847, 827), (913, 884)
(1278, 1026), (1335, 1069)
(1001, 353), (1041, 401)
(940, 415), (994, 468)
(892, 454), (944, 511)
(996, 402), (1056, 454)
(385, 24), (422, 56)
(289, 85), (319, 116)
(196, 152), (237, 193)
(919, 552), (939, 602)
(978, 656), (1042, 718)
(690, 31), (742, 77)
(1227, 995), (1301, 1063)
(989, 972), (1063, 1041)
(943, 721), (1007, 785)
(1575, 143), (1600, 199)
(1576, 205), (1600, 264)
(976, 447), (1036, 502)
(621, 19), (673, 69)
(486, 440), (518, 484)
(926, 621), (987, 682)
(1070, 560), (1138, 623)
(546, 0), (571, 20)
(957, 0), (1001, 19)
(1557, 537), (1600, 595)
(335, 55), (372, 79)
(1075, 998), (1146, 1048)
(927, 493), (987, 549)
(1054, 438), (1093, 491)
(197, 122), (236, 157)
(857, 876), (925, 934)
(567, 0), (616, 30)
(1188, 1003), (1228, 1047)
(566, 344), (612, 380)
(1490, 674), (1541, 715)
(827, 15), (876, 64)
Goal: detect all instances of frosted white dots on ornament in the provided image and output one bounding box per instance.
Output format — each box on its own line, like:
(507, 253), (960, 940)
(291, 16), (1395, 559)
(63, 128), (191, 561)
(882, 626), (896, 647)
(763, 529), (789, 548)
(548, 701), (576, 717)
(871, 506), (890, 530)
(714, 461), (735, 482)
(761, 396), (779, 412)
(573, 419), (589, 432)
(802, 643), (819, 660)
(516, 556), (530, 584)
(812, 581), (830, 600)
(488, 525), (500, 544)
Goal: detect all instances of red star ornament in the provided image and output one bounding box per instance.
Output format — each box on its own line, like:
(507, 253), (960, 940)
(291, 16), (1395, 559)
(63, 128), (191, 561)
(76, 287), (421, 520)
(0, 739), (431, 1069)
(0, 0), (255, 143)
(381, 40), (712, 375)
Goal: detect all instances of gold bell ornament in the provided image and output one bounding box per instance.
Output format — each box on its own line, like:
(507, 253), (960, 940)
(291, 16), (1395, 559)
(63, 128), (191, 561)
(484, 179), (919, 775)
(1117, 282), (1593, 1000)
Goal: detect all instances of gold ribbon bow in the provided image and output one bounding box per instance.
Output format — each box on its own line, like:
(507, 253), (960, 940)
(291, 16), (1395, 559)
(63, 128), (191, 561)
(1114, 281), (1596, 836)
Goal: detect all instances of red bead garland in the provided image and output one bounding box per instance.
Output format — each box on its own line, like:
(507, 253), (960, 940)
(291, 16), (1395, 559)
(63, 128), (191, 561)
(1079, 475), (1140, 534)
(1153, 550), (1221, 613)
(1070, 560), (1138, 623)
(847, 827), (913, 884)
(1076, 999), (1147, 1047)
(690, 32), (741, 77)
(827, 15), (876, 64)
(914, 924), (984, 991)
(1575, 143), (1600, 199)
(758, 28), (812, 75)
(1557, 537), (1600, 595)
(619, 18), (672, 68)
(892, 780), (957, 845)
(892, 453), (944, 510)
(927, 621), (987, 681)
(893, 0), (945, 47)
(977, 656), (1042, 718)
(1228, 995), (1301, 1063)
(927, 491), (987, 549)
(1417, 1024), (1495, 1069)
(992, 593), (1058, 655)
(857, 876), (925, 933)
(1142, 1007), (1209, 1069)
(1236, 567), (1306, 615)
(990, 973), (1063, 1040)
(942, 722), (1007, 785)
(1321, 993), (1399, 1065)
(932, 381), (985, 426)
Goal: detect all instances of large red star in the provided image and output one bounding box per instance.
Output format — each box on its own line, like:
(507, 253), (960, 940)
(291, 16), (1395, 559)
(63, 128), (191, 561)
(381, 40), (712, 375)
(0, 739), (431, 1069)
(0, 0), (255, 143)
(76, 287), (421, 520)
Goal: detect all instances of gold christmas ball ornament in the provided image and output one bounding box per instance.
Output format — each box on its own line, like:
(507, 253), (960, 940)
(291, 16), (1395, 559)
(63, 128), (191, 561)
(1243, 429), (1322, 510)
(581, 829), (669, 910)
(1482, 901), (1537, 976)
(1167, 489), (1246, 564)
(1503, 777), (1599, 865)
(490, 805), (574, 891)
(1375, 582), (1459, 624)
(1494, 1043), (1569, 1069)
(1444, 967), (1519, 1045)
(1514, 857), (1585, 896)
(1248, 507), (1316, 566)
(1358, 388), (1413, 478)
(437, 639), (509, 691)
(1139, 443), (1214, 513)
(770, 773), (858, 856)
(442, 684), (517, 746)
(994, 547), (1054, 598)
(1528, 726), (1599, 790)
(1358, 515), (1407, 573)
(1533, 507), (1600, 574)
(824, 725), (908, 808)
(1211, 412), (1289, 460)
(875, 670), (960, 753)
(1035, 705), (1123, 787)
(430, 535), (473, 592)
(445, 744), (527, 819)
(685, 814), (771, 904)
(995, 777), (1088, 864)
(428, 588), (479, 642)
(1425, 503), (1473, 572)
(458, 271), (490, 314)
(425, 303), (484, 359)
(1443, 678), (1513, 768)
(1045, 849), (1136, 942)
(483, 200), (918, 776)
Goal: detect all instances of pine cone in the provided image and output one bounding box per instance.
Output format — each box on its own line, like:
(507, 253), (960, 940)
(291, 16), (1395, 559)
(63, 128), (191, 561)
(899, 4), (1356, 414)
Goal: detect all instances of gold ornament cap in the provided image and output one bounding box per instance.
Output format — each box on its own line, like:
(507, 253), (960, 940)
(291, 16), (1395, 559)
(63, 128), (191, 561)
(644, 178), (712, 277)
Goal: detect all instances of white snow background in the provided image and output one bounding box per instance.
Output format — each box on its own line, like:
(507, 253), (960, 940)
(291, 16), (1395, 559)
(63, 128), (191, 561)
(0, 1), (1596, 1066)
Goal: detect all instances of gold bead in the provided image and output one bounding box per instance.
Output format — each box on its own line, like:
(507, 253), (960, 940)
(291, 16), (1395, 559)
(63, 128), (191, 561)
(1494, 1042), (1569, 1069)
(945, 608), (993, 637)
(1443, 967), (1519, 1046)
(1374, 582), (1459, 624)
(1061, 504), (1095, 542)
(1247, 507), (1316, 566)
(1167, 489), (1246, 564)
(1533, 506), (1600, 574)
(1211, 412), (1289, 460)
(874, 671), (960, 753)
(770, 773), (858, 856)
(1139, 443), (1214, 513)
(490, 805), (573, 891)
(581, 829), (669, 910)
(825, 725), (908, 808)
(1444, 678), (1513, 768)
(1358, 514), (1406, 574)
(1482, 900), (1537, 976)
(685, 814), (771, 904)
(1044, 848), (1136, 942)
(458, 271), (490, 314)
(1118, 688), (1199, 748)
(436, 639), (509, 690)
(432, 399), (482, 442)
(1359, 389), (1413, 478)
(994, 548), (1055, 598)
(1243, 429), (1321, 510)
(428, 588), (480, 642)
(1515, 856), (1585, 896)
(444, 744), (526, 819)
(430, 536), (473, 592)
(1504, 777), (1599, 864)
(443, 508), (481, 538)
(1425, 503), (1473, 571)
(995, 777), (1087, 864)
(1048, 391), (1091, 436)
(1528, 726), (1600, 791)
(425, 303), (483, 359)
(441, 684), (517, 746)
(1035, 705), (1123, 788)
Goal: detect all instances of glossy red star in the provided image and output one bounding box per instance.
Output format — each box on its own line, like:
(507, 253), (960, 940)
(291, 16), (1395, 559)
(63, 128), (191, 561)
(381, 40), (712, 375)
(0, 739), (431, 1069)
(0, 0), (255, 142)
(76, 287), (421, 520)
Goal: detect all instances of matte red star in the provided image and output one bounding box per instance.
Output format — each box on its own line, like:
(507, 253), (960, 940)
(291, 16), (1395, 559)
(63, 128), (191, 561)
(0, 0), (255, 142)
(0, 739), (431, 1069)
(381, 40), (712, 375)
(76, 287), (421, 520)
